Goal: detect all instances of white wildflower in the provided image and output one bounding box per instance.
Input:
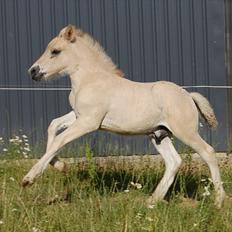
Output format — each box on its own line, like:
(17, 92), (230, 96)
(0, 137), (3, 141)
(193, 223), (198, 227)
(0, 220), (3, 225)
(22, 135), (28, 139)
(12, 208), (17, 212)
(15, 136), (19, 140)
(199, 122), (204, 128)
(24, 143), (29, 146)
(135, 183), (142, 189)
(32, 227), (41, 232)
(135, 213), (143, 219)
(124, 189), (129, 193)
(130, 181), (142, 189)
(146, 217), (154, 222)
(23, 152), (29, 158)
(148, 204), (155, 209)
(24, 147), (31, 152)
(9, 177), (15, 182)
(200, 178), (206, 182)
(3, 148), (8, 152)
(202, 186), (210, 196)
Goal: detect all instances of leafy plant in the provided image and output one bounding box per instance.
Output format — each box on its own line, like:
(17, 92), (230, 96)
(85, 143), (96, 180)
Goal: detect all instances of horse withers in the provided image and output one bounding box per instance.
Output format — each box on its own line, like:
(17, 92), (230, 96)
(24, 25), (225, 208)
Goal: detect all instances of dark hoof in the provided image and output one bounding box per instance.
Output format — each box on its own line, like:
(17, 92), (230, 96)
(22, 179), (34, 188)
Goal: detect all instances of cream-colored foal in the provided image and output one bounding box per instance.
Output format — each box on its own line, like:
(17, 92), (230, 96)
(23, 25), (225, 208)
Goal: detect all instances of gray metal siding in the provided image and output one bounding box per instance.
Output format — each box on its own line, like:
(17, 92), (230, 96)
(0, 0), (229, 154)
(225, 0), (232, 151)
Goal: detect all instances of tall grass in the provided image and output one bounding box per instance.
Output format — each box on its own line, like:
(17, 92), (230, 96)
(0, 136), (232, 231)
(0, 158), (232, 232)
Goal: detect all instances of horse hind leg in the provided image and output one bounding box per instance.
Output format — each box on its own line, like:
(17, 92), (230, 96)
(178, 133), (225, 208)
(148, 132), (182, 204)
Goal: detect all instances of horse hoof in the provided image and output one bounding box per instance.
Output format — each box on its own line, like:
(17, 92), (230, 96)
(54, 161), (68, 173)
(22, 178), (34, 188)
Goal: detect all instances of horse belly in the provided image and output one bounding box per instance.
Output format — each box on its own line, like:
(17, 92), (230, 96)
(100, 105), (161, 135)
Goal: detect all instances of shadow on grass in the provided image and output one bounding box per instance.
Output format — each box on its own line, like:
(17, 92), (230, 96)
(58, 168), (203, 203)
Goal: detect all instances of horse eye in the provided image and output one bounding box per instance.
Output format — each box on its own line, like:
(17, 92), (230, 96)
(51, 49), (61, 56)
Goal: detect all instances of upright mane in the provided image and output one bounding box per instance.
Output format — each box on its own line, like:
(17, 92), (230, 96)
(78, 29), (124, 78)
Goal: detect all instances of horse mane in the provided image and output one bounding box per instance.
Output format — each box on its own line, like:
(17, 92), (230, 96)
(77, 29), (124, 78)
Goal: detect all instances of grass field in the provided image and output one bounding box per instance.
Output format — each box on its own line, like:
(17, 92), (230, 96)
(0, 156), (232, 232)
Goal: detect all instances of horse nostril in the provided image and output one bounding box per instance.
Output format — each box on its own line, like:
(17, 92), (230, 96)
(29, 65), (40, 76)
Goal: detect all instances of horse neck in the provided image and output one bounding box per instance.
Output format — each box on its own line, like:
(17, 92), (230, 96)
(69, 38), (124, 91)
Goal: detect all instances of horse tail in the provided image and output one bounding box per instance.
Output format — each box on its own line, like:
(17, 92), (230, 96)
(190, 92), (218, 128)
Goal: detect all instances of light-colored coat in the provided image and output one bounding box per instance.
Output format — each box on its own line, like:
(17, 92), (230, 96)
(23, 25), (225, 208)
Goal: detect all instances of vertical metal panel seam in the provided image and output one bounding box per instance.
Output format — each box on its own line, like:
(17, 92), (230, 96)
(1, 0), (11, 135)
(77, 0), (81, 26)
(203, 0), (212, 143)
(126, 0), (133, 79)
(26, 0), (35, 139)
(13, 0), (23, 129)
(203, 1), (210, 88)
(38, 1), (47, 133)
(101, 0), (106, 48)
(225, 0), (232, 149)
(177, 0), (184, 85)
(139, 0), (146, 150)
(64, 0), (68, 25)
(139, 0), (145, 82)
(88, 0), (93, 34)
(150, 0), (156, 80)
(151, 0), (158, 80)
(113, 0), (119, 66)
(51, 0), (60, 119)
(164, 0), (171, 81)
(190, 0), (197, 86)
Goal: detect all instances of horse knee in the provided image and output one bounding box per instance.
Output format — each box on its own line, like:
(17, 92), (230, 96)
(165, 155), (182, 175)
(205, 145), (215, 154)
(171, 157), (182, 173)
(48, 119), (59, 135)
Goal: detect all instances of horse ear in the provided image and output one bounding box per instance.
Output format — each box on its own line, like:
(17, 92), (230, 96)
(64, 24), (76, 43)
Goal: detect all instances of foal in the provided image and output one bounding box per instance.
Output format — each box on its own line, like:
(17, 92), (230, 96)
(24, 25), (225, 207)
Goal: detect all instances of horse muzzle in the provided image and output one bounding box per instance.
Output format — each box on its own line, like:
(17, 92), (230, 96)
(28, 65), (46, 82)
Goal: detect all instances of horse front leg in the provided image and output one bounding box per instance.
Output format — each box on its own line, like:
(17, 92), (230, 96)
(22, 117), (99, 187)
(46, 111), (76, 172)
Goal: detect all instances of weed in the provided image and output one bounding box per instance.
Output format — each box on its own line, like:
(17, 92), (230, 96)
(85, 143), (96, 181)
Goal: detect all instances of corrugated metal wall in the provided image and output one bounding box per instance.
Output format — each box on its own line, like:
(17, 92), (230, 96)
(0, 0), (229, 155)
(225, 0), (232, 152)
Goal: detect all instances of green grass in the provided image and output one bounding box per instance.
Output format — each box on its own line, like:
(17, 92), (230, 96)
(0, 160), (232, 232)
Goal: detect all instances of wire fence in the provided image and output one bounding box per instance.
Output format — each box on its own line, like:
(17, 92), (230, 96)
(0, 86), (232, 91)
